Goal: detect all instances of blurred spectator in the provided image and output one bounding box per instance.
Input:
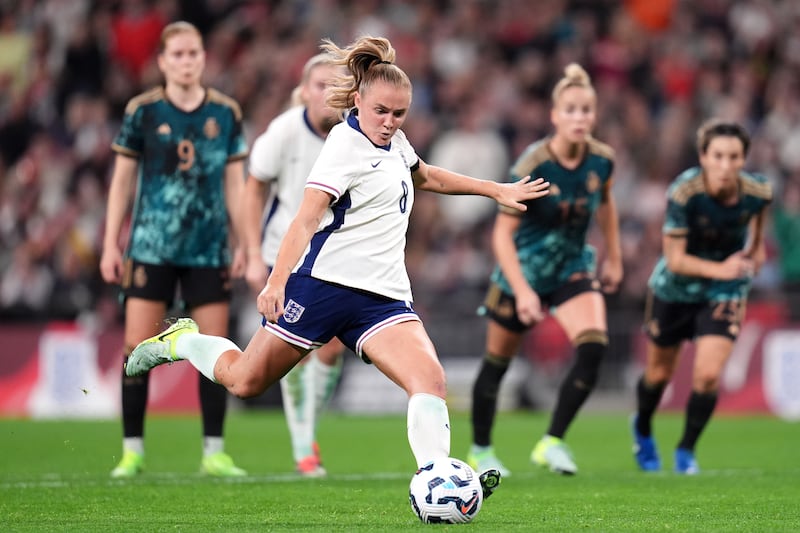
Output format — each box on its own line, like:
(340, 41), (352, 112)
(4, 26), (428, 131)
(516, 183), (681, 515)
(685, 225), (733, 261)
(109, 0), (166, 81)
(0, 0), (796, 333)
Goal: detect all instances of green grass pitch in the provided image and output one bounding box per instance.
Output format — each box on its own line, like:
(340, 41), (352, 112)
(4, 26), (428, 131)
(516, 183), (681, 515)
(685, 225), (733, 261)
(1, 410), (798, 531)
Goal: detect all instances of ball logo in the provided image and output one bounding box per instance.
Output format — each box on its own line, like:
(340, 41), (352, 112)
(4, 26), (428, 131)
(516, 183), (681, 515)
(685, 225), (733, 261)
(409, 458), (483, 523)
(283, 299), (305, 323)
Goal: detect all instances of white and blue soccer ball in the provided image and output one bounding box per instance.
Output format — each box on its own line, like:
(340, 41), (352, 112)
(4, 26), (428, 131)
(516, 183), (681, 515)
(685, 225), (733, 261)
(409, 457), (483, 524)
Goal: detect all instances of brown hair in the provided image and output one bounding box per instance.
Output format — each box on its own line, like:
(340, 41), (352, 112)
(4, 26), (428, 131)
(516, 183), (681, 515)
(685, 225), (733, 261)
(159, 21), (203, 53)
(321, 36), (411, 117)
(696, 119), (751, 156)
(551, 63), (594, 103)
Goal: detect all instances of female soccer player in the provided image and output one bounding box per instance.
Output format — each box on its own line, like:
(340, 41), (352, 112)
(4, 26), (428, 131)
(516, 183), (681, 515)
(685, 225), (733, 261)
(632, 119), (771, 474)
(468, 63), (622, 476)
(243, 53), (345, 477)
(125, 36), (549, 489)
(101, 21), (247, 477)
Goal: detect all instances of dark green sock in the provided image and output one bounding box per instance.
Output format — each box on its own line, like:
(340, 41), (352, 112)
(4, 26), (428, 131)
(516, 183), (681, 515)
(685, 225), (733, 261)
(677, 391), (717, 451)
(635, 376), (667, 437)
(471, 354), (510, 446)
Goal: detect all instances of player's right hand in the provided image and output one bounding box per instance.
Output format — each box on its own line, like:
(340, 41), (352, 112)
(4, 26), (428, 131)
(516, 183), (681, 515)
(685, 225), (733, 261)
(258, 280), (285, 323)
(99, 246), (123, 284)
(515, 286), (545, 325)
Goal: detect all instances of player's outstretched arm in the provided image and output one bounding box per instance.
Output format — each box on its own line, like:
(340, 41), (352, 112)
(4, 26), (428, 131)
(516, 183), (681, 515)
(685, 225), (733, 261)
(411, 159), (548, 211)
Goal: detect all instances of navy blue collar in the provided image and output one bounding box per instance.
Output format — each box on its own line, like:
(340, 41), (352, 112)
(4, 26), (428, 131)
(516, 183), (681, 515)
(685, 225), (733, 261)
(302, 108), (327, 140)
(347, 110), (391, 151)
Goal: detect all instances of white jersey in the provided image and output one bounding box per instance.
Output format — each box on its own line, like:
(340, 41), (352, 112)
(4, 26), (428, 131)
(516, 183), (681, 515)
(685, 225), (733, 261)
(298, 113), (419, 302)
(249, 106), (326, 264)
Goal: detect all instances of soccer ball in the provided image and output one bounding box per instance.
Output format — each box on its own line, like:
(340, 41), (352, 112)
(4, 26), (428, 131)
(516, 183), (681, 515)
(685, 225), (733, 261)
(409, 457), (483, 524)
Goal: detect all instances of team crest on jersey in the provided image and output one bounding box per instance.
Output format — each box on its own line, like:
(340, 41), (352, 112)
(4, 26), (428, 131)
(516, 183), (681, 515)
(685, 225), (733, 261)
(283, 299), (305, 323)
(549, 183), (561, 197)
(586, 171), (600, 193)
(203, 117), (220, 139)
(157, 123), (171, 136)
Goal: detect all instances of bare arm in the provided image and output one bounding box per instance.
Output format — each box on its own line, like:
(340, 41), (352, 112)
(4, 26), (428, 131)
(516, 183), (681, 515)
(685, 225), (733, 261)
(259, 188), (331, 322)
(224, 159), (247, 277)
(595, 186), (623, 293)
(743, 208), (768, 274)
(242, 175), (269, 292)
(493, 212), (545, 324)
(664, 235), (754, 280)
(411, 159), (549, 211)
(100, 154), (138, 284)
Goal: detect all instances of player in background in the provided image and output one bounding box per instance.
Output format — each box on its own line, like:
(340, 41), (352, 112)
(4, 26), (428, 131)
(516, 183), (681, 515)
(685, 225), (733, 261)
(632, 119), (771, 474)
(100, 21), (247, 478)
(243, 53), (345, 477)
(125, 35), (549, 494)
(468, 63), (622, 476)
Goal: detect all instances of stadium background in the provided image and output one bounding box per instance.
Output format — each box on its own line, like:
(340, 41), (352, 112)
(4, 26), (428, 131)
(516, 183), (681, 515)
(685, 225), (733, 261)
(0, 0), (798, 419)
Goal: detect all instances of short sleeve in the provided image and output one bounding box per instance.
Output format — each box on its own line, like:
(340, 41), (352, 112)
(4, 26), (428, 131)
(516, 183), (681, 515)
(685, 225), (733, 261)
(248, 124), (283, 182)
(305, 126), (358, 201)
(111, 105), (144, 157)
(663, 188), (689, 237)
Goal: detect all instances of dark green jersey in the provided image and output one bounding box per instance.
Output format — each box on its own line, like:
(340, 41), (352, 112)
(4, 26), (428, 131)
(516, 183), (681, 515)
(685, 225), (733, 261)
(112, 87), (248, 267)
(490, 137), (615, 296)
(648, 167), (772, 303)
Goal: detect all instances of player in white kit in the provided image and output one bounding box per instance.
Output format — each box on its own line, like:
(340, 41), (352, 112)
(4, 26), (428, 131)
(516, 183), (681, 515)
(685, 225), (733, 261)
(126, 36), (549, 491)
(243, 53), (344, 477)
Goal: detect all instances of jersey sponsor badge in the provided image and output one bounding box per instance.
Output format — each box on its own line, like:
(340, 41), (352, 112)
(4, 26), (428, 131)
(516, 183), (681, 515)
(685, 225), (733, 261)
(283, 299), (305, 323)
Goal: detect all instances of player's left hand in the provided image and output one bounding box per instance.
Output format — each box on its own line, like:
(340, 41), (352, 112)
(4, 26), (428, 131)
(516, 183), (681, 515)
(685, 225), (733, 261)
(743, 245), (766, 276)
(599, 257), (623, 294)
(230, 246), (246, 278)
(496, 176), (549, 211)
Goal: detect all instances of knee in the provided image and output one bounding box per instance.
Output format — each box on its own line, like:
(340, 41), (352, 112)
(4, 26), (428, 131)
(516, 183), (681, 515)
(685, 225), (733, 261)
(407, 362), (447, 398)
(228, 373), (268, 399)
(692, 372), (719, 393)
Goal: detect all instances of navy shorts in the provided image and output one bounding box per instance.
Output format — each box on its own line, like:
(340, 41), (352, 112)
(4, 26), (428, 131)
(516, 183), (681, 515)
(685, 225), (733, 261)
(644, 290), (745, 346)
(262, 274), (420, 362)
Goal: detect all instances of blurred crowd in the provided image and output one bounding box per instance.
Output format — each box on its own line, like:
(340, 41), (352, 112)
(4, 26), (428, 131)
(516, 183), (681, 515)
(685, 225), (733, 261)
(2, 0), (800, 327)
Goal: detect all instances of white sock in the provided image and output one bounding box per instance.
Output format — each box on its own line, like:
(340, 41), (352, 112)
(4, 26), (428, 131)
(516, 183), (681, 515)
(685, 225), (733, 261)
(123, 437), (144, 455)
(470, 444), (492, 454)
(407, 393), (451, 468)
(280, 360), (314, 461)
(310, 352), (342, 429)
(203, 436), (224, 457)
(174, 333), (240, 383)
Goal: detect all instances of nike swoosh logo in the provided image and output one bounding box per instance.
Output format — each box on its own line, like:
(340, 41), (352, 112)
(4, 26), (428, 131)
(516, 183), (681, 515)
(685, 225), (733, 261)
(460, 494), (479, 514)
(371, 160), (382, 168)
